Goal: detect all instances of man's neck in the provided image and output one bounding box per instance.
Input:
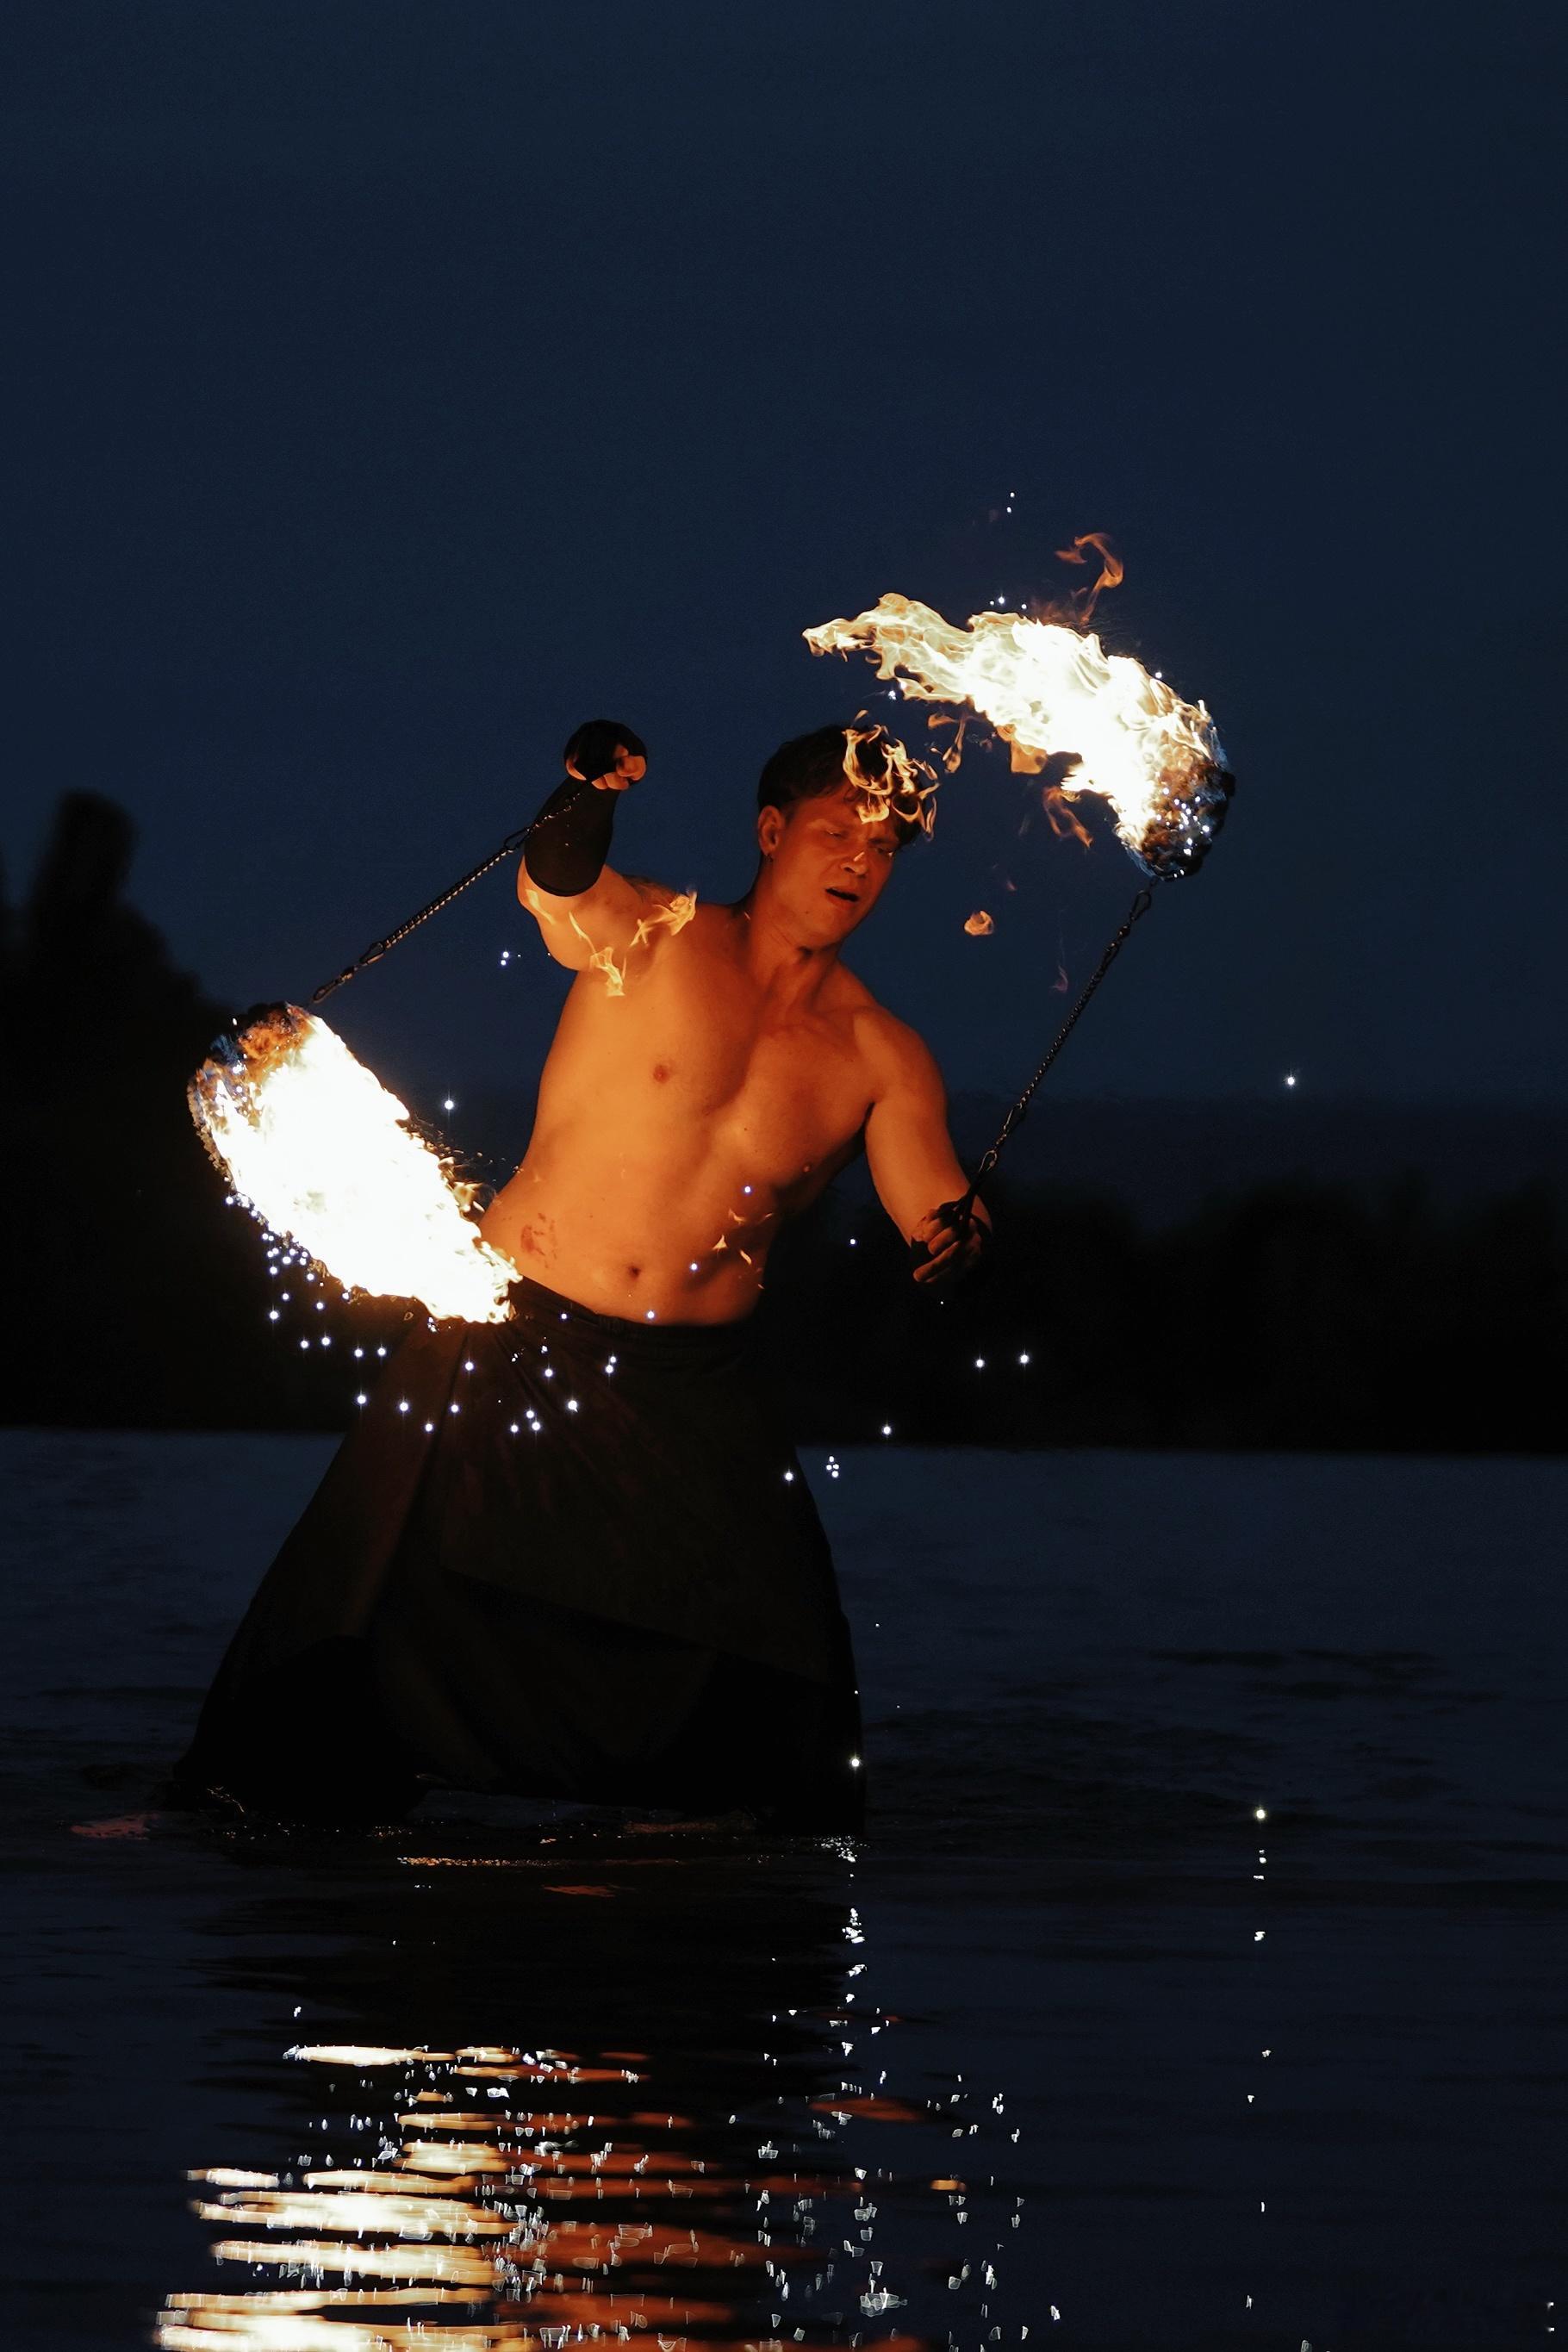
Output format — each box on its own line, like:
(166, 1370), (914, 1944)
(729, 886), (842, 1005)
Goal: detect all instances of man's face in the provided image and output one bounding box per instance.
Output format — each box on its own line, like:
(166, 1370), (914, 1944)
(761, 780), (901, 943)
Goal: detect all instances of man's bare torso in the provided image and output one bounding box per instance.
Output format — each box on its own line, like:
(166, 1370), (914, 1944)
(479, 896), (894, 1324)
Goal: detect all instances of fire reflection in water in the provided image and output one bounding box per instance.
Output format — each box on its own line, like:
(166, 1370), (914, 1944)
(157, 1863), (1027, 2348)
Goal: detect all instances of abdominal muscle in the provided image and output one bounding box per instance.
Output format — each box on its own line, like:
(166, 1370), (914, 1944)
(478, 1124), (801, 1324)
(476, 940), (866, 1325)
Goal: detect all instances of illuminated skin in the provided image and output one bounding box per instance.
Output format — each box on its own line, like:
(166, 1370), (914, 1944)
(478, 749), (990, 1324)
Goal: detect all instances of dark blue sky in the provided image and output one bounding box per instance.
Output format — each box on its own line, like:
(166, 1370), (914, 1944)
(5, 2), (1562, 1122)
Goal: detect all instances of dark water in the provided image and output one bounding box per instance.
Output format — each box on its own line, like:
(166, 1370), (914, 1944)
(2, 1434), (1565, 2349)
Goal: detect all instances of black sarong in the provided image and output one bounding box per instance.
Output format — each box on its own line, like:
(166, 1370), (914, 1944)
(173, 1280), (863, 1832)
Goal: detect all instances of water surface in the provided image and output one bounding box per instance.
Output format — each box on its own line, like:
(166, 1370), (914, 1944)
(2, 1435), (1564, 2347)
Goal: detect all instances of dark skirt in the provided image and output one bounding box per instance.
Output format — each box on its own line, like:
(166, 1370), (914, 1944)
(173, 1279), (863, 1832)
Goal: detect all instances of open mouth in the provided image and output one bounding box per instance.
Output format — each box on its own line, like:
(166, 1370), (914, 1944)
(825, 887), (860, 905)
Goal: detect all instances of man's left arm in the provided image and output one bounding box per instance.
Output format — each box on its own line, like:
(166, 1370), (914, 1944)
(862, 1018), (992, 1288)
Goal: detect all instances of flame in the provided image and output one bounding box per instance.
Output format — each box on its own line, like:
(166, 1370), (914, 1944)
(631, 888), (697, 949)
(806, 591), (1231, 880)
(566, 910), (627, 996)
(189, 1010), (516, 1324)
(963, 910), (994, 936)
(560, 887), (699, 995)
(1052, 530), (1124, 622)
(841, 722), (939, 834)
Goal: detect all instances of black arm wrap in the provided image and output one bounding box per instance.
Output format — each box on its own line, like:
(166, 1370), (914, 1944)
(521, 774), (619, 899)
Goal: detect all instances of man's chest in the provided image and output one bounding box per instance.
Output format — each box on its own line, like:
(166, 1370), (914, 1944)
(576, 954), (873, 1175)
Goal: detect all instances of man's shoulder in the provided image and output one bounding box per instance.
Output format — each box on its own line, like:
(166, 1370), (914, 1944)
(619, 879), (716, 944)
(847, 991), (942, 1097)
(632, 887), (730, 931)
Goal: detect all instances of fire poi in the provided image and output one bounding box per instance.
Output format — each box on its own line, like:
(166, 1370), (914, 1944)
(186, 764), (623, 1323)
(190, 1005), (517, 1323)
(805, 590), (1232, 880)
(189, 578), (1233, 1311)
(806, 588), (1235, 1230)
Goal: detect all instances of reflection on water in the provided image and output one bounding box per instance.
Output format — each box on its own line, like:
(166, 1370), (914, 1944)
(157, 1834), (1027, 2349)
(18, 1441), (1563, 2343)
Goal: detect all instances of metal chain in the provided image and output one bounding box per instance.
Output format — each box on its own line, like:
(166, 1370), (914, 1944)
(309, 777), (594, 1005)
(308, 793), (1155, 1236)
(952, 883), (1157, 1218)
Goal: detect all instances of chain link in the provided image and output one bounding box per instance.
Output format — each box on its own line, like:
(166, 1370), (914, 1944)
(307, 800), (1157, 1240)
(952, 884), (1157, 1219)
(309, 779), (596, 1005)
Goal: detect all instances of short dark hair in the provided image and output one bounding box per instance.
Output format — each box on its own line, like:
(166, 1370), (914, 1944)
(756, 723), (926, 849)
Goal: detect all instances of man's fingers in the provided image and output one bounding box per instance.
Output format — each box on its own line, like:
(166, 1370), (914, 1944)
(912, 1215), (986, 1285)
(563, 718), (648, 787)
(911, 1227), (961, 1282)
(569, 750), (639, 788)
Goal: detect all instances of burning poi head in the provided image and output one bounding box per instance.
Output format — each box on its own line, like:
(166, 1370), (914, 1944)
(805, 593), (1233, 880)
(190, 1005), (515, 1323)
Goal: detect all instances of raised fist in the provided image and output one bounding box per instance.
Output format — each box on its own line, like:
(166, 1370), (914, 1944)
(563, 719), (648, 791)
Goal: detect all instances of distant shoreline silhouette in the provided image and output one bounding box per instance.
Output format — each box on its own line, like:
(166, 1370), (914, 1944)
(5, 794), (1562, 1453)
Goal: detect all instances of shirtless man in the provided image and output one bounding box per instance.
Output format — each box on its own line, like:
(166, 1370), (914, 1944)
(177, 719), (986, 1830)
(479, 719), (991, 1316)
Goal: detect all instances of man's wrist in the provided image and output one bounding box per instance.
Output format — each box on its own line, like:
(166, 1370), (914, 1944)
(522, 771), (620, 895)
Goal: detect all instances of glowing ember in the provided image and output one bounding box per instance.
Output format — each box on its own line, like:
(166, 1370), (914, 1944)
(806, 591), (1231, 879)
(963, 910), (995, 936)
(190, 1009), (514, 1324)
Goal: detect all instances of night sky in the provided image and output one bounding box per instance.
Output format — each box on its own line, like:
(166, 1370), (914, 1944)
(6, 3), (1562, 1126)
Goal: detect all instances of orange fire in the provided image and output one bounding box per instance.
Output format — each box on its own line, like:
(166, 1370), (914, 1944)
(806, 588), (1229, 879)
(189, 1009), (516, 1324)
(841, 721), (939, 832)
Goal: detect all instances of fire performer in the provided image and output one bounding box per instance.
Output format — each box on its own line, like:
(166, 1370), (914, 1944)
(174, 720), (988, 1832)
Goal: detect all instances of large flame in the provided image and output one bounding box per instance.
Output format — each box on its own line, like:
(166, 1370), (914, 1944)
(806, 592), (1231, 880)
(190, 1006), (515, 1323)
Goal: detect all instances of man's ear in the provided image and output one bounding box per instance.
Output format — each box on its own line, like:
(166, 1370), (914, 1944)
(756, 804), (785, 859)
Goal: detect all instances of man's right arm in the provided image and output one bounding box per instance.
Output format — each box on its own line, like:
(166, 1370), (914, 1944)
(518, 720), (655, 973)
